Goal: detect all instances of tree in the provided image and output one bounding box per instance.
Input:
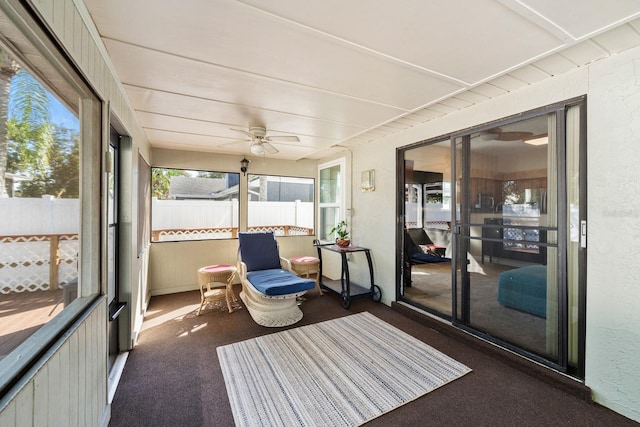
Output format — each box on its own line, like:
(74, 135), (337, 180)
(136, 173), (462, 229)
(0, 49), (20, 196)
(7, 69), (53, 171)
(1, 61), (53, 197)
(151, 168), (188, 199)
(15, 125), (79, 198)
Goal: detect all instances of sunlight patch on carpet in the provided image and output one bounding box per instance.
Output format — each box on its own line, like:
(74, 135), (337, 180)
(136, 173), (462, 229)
(218, 312), (471, 426)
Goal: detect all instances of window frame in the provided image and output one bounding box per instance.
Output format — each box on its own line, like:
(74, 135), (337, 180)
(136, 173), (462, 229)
(246, 173), (315, 237)
(0, 0), (102, 398)
(150, 166), (241, 242)
(317, 158), (346, 242)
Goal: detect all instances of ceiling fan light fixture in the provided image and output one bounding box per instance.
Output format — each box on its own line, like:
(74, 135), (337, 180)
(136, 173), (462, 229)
(250, 143), (265, 155)
(479, 130), (499, 141)
(248, 126), (267, 138)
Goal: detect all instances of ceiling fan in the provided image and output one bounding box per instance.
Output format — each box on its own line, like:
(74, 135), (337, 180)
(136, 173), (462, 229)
(478, 127), (535, 141)
(229, 126), (300, 155)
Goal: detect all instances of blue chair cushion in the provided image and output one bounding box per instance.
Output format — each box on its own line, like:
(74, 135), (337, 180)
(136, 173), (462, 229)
(247, 269), (315, 296)
(411, 253), (450, 263)
(238, 232), (282, 271)
(405, 229), (450, 264)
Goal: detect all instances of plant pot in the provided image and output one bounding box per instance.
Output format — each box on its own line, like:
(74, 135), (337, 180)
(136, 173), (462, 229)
(336, 238), (351, 247)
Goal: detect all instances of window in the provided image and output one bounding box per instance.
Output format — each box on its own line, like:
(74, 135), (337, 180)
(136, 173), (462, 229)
(247, 174), (314, 236)
(151, 168), (240, 241)
(0, 13), (101, 395)
(318, 159), (345, 241)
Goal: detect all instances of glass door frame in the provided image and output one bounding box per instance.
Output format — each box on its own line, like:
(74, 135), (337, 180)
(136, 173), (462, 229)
(396, 138), (454, 313)
(396, 96), (587, 378)
(107, 126), (126, 373)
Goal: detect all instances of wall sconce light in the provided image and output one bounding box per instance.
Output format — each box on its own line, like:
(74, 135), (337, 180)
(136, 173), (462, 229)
(240, 157), (250, 176)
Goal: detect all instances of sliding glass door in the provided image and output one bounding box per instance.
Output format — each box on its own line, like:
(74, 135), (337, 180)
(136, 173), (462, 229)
(399, 97), (586, 376)
(454, 113), (558, 361)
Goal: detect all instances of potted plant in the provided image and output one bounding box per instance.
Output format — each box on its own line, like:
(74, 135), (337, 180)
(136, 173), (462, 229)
(329, 220), (350, 247)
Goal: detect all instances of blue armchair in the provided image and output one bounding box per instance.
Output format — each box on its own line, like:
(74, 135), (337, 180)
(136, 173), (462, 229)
(237, 232), (315, 327)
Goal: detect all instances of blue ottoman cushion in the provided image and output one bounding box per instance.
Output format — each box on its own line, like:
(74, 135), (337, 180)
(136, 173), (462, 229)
(497, 265), (547, 318)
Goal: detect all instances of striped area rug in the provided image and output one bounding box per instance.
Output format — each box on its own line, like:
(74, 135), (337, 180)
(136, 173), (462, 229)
(217, 312), (471, 427)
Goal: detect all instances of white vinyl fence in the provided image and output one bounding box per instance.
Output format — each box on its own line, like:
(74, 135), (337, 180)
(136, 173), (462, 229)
(0, 197), (79, 293)
(151, 198), (314, 241)
(1, 197), (316, 291)
(0, 196), (79, 235)
(248, 200), (314, 229)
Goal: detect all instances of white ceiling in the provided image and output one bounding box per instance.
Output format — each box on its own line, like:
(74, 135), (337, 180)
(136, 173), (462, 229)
(83, 0), (640, 160)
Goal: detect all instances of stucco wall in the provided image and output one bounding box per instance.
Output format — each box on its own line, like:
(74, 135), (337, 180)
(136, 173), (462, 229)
(584, 47), (640, 421)
(348, 47), (640, 422)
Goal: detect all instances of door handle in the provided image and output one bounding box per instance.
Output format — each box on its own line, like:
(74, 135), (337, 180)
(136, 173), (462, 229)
(109, 301), (127, 321)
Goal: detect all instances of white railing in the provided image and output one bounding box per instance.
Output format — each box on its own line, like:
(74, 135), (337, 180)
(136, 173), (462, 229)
(0, 233), (78, 293)
(0, 197), (80, 293)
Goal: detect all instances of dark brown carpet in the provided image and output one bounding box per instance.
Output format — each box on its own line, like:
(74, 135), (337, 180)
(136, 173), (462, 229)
(109, 285), (637, 426)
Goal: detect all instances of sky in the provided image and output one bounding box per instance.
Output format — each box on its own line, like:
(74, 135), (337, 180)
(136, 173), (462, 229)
(48, 93), (79, 132)
(6, 69), (80, 133)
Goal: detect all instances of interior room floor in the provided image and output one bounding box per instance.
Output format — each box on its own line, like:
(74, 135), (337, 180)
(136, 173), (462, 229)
(403, 261), (548, 358)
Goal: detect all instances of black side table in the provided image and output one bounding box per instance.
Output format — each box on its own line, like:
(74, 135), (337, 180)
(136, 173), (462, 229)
(315, 242), (381, 308)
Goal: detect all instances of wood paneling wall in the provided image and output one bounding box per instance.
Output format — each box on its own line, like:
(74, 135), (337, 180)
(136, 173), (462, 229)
(0, 299), (108, 426)
(0, 0), (151, 425)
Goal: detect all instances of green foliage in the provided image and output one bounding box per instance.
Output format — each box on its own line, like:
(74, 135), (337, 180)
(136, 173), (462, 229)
(11, 125), (79, 198)
(151, 168), (189, 199)
(6, 118), (54, 177)
(196, 170), (225, 179)
(329, 220), (349, 239)
(9, 70), (50, 127)
(2, 68), (80, 199)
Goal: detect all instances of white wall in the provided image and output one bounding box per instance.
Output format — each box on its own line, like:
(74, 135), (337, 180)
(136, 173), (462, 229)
(0, 198), (79, 234)
(347, 47), (640, 422)
(584, 48), (640, 420)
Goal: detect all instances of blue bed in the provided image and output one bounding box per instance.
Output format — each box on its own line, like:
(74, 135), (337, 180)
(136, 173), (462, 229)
(497, 265), (547, 318)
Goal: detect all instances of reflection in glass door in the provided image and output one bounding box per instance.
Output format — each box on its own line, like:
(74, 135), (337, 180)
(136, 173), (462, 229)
(454, 114), (558, 361)
(401, 140), (453, 317)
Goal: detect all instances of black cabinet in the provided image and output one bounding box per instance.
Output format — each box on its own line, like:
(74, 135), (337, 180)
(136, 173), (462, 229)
(482, 218), (503, 263)
(482, 218), (546, 265)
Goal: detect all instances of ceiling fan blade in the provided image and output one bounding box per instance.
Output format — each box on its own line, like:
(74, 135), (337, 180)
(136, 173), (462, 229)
(220, 138), (251, 146)
(496, 131), (534, 141)
(262, 142), (279, 154)
(265, 135), (300, 143)
(230, 128), (255, 138)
